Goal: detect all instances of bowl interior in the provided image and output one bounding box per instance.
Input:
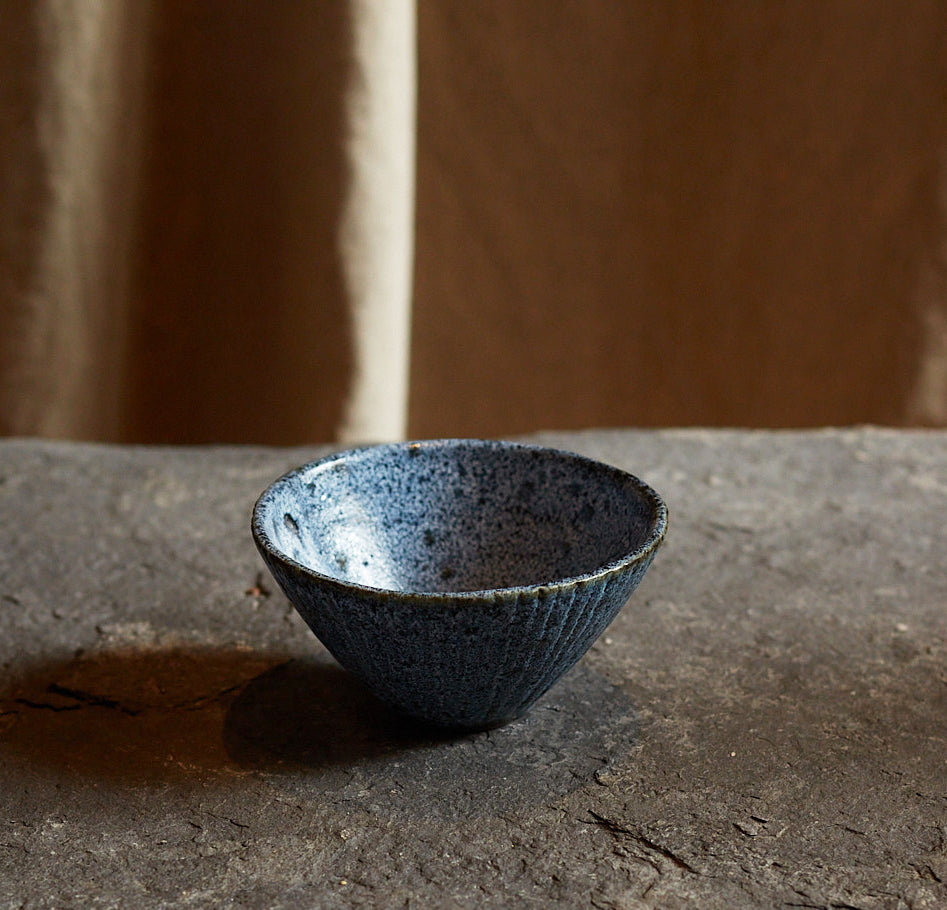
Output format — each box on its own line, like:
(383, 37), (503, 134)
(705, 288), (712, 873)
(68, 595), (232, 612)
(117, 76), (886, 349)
(256, 441), (662, 594)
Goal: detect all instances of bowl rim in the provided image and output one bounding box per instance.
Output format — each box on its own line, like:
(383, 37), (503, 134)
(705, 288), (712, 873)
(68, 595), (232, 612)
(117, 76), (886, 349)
(251, 438), (668, 602)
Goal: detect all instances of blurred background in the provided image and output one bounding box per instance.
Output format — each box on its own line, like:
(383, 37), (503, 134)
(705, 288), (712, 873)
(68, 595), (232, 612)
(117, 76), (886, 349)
(2, 0), (947, 445)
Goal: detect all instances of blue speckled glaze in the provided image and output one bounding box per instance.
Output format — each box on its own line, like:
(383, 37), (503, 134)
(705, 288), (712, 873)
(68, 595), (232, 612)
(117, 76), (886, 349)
(252, 439), (667, 729)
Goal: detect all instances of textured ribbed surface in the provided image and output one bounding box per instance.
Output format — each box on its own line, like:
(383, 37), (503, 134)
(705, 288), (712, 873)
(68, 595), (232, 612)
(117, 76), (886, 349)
(262, 553), (655, 728)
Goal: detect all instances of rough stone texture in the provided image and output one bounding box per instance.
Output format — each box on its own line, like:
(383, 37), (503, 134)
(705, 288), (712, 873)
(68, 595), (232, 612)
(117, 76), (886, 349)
(0, 429), (945, 908)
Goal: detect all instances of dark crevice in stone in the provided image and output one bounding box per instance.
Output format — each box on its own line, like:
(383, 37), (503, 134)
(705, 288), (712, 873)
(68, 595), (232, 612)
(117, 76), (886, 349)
(586, 810), (699, 875)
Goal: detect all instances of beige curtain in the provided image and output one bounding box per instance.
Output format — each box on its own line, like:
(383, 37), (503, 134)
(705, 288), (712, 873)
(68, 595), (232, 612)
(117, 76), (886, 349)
(0, 0), (414, 444)
(3, 2), (947, 443)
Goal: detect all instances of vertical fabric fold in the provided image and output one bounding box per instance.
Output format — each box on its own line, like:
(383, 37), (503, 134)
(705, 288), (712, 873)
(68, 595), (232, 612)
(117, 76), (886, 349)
(1, 0), (417, 444)
(338, 0), (417, 444)
(0, 0), (150, 439)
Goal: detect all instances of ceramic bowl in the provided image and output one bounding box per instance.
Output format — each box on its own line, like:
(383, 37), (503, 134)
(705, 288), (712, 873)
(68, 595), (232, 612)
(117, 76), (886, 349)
(251, 439), (667, 730)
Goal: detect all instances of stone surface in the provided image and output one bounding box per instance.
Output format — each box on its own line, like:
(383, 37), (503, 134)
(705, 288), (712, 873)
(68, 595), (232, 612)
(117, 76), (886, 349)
(0, 430), (945, 908)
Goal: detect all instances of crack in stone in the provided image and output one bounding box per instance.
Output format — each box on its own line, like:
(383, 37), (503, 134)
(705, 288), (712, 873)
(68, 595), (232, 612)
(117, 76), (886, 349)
(7, 676), (263, 718)
(785, 890), (872, 910)
(586, 810), (698, 875)
(204, 811), (250, 830)
(14, 697), (80, 713)
(47, 684), (141, 715)
(908, 862), (943, 884)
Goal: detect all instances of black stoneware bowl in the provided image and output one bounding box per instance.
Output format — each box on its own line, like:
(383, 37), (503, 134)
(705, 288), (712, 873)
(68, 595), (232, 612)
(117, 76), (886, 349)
(251, 439), (667, 730)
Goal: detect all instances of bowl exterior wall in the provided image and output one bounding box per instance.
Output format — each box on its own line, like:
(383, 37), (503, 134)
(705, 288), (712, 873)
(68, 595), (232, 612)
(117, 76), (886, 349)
(258, 549), (656, 729)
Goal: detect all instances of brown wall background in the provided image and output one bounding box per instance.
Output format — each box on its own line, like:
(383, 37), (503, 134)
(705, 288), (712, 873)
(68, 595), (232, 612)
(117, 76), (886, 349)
(410, 1), (947, 436)
(124, 2), (355, 444)
(3, 1), (947, 443)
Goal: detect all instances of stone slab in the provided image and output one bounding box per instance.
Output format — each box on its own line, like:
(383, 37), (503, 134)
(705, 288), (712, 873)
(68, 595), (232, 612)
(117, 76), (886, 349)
(0, 430), (945, 908)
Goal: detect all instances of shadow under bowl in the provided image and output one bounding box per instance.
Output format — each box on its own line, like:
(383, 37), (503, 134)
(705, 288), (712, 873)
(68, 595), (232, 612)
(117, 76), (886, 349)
(251, 439), (667, 730)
